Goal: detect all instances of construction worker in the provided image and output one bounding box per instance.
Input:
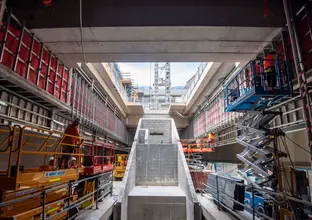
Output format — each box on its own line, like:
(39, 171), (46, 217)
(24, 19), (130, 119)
(264, 50), (278, 89)
(48, 156), (57, 170)
(255, 60), (262, 87)
(207, 133), (215, 148)
(69, 157), (78, 168)
(196, 139), (201, 148)
(60, 118), (82, 169)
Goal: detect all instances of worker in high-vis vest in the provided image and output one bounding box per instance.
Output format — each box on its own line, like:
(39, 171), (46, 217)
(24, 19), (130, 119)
(255, 59), (262, 87)
(207, 133), (215, 148)
(263, 50), (278, 88)
(60, 118), (82, 169)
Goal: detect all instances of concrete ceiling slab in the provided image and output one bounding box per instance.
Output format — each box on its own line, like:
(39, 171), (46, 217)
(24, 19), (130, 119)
(30, 26), (281, 64)
(184, 62), (237, 115)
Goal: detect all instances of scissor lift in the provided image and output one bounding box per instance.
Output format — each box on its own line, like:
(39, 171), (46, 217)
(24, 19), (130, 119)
(82, 140), (114, 175)
(79, 140), (114, 209)
(0, 124), (83, 219)
(224, 60), (292, 113)
(0, 125), (84, 191)
(224, 59), (292, 189)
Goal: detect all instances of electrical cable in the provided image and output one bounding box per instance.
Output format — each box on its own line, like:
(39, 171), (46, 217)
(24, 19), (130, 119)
(285, 135), (312, 155)
(281, 136), (304, 198)
(278, 137), (295, 197)
(79, 0), (87, 63)
(277, 136), (297, 220)
(281, 136), (295, 170)
(223, 166), (238, 174)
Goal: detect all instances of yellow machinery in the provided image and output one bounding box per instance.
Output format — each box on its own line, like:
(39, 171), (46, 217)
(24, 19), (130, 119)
(113, 154), (128, 179)
(0, 124), (83, 220)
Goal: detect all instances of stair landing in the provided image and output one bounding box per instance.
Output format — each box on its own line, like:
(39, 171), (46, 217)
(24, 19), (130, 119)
(128, 186), (186, 220)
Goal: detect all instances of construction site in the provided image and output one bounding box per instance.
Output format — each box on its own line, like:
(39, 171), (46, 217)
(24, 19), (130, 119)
(0, 0), (311, 219)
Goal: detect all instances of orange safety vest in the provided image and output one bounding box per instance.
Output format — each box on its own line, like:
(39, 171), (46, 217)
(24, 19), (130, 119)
(208, 133), (215, 143)
(264, 53), (277, 70)
(63, 123), (81, 145)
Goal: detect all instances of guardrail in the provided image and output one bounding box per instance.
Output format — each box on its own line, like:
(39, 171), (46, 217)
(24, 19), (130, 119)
(201, 174), (312, 220)
(0, 171), (113, 220)
(184, 62), (209, 102)
(107, 63), (129, 103)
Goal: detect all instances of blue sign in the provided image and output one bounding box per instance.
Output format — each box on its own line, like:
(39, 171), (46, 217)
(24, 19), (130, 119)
(45, 170), (66, 177)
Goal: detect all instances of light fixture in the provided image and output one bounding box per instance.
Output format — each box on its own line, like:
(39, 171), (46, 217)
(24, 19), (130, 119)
(0, 101), (7, 106)
(84, 131), (92, 136)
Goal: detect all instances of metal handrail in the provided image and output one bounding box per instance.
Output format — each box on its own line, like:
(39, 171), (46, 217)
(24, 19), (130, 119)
(224, 60), (291, 109)
(202, 173), (312, 220)
(0, 170), (113, 220)
(3, 125), (84, 178)
(184, 62), (209, 101)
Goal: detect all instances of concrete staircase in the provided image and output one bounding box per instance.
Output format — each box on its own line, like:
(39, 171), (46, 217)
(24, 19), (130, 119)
(114, 118), (201, 220)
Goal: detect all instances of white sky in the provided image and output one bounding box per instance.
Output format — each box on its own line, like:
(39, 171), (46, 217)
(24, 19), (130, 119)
(118, 62), (201, 87)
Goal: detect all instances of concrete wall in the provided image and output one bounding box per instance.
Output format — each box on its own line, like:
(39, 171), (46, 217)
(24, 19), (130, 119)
(114, 119), (143, 220)
(203, 143), (244, 163)
(128, 193), (186, 220)
(135, 144), (178, 186)
(141, 119), (172, 144)
(116, 141), (137, 220)
(280, 130), (311, 168)
(177, 142), (201, 220)
(127, 113), (189, 130)
(114, 118), (202, 220)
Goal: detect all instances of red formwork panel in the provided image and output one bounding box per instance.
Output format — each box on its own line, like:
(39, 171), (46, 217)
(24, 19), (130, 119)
(193, 117), (199, 138)
(297, 15), (312, 71)
(107, 109), (115, 132)
(198, 113), (206, 136)
(73, 75), (94, 122)
(0, 12), (71, 105)
(116, 118), (125, 139)
(205, 95), (235, 134)
(94, 95), (107, 128)
(190, 170), (211, 192)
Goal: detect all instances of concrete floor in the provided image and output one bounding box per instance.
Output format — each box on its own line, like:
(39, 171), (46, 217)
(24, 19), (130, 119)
(76, 181), (259, 220)
(198, 193), (260, 220)
(75, 181), (124, 220)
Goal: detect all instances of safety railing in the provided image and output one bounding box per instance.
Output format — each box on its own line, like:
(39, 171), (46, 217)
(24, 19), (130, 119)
(0, 124), (84, 190)
(107, 63), (129, 103)
(0, 171), (113, 220)
(224, 60), (292, 112)
(0, 7), (129, 145)
(202, 173), (312, 220)
(184, 62), (209, 101)
(0, 9), (72, 104)
(0, 125), (12, 153)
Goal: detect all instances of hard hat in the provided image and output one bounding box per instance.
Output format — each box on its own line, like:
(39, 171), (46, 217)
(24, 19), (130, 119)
(268, 49), (277, 54)
(48, 156), (54, 161)
(71, 157), (77, 161)
(74, 118), (81, 124)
